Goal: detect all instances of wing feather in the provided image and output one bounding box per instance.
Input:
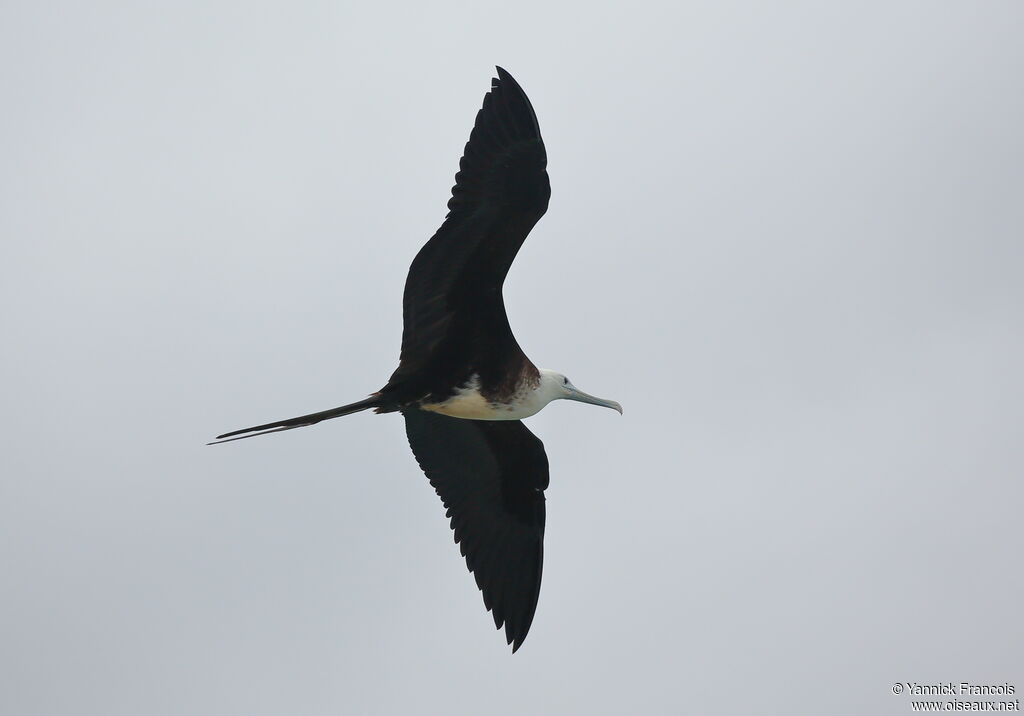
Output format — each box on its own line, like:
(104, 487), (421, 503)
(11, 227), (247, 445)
(403, 409), (548, 651)
(391, 68), (550, 384)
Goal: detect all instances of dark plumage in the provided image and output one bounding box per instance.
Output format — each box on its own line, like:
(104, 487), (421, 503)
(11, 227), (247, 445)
(212, 68), (621, 652)
(404, 410), (547, 651)
(383, 67), (550, 408)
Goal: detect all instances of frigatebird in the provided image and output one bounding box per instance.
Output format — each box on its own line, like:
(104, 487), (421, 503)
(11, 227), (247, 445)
(211, 67), (621, 651)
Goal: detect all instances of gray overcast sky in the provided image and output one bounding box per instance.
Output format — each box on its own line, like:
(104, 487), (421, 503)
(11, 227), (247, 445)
(2, 2), (1022, 714)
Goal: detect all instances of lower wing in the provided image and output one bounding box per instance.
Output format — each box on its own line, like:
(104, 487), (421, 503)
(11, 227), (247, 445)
(402, 410), (549, 652)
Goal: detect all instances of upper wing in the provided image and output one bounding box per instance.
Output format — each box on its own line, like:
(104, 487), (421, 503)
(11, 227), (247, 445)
(394, 67), (550, 378)
(403, 409), (548, 652)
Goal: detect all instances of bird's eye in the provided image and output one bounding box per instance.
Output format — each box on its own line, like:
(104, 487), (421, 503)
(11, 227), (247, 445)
(563, 377), (569, 385)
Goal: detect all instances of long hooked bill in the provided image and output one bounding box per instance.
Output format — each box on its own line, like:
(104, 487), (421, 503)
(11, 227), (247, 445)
(566, 387), (623, 414)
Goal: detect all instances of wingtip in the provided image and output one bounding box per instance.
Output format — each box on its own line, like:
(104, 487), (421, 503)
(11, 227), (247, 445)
(494, 66), (516, 85)
(505, 621), (529, 653)
(507, 626), (519, 651)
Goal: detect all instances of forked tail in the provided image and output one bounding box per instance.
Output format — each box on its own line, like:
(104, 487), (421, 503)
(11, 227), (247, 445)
(208, 395), (382, 445)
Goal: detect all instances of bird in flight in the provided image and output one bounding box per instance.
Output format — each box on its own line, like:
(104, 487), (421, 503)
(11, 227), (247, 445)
(211, 67), (621, 652)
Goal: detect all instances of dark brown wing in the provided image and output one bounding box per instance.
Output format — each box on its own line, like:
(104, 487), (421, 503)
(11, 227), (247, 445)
(403, 409), (548, 652)
(391, 67), (550, 384)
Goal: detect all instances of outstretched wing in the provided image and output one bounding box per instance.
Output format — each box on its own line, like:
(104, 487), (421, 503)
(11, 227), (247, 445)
(403, 409), (548, 652)
(392, 67), (550, 382)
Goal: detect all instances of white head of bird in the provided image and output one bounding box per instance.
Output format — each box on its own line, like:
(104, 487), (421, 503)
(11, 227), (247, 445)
(536, 369), (623, 416)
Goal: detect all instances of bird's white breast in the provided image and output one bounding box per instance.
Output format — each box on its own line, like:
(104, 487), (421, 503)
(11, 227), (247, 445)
(420, 375), (544, 421)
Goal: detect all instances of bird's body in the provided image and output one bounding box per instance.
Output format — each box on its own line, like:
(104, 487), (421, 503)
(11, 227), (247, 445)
(421, 369), (579, 420)
(212, 68), (620, 652)
(420, 372), (539, 420)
